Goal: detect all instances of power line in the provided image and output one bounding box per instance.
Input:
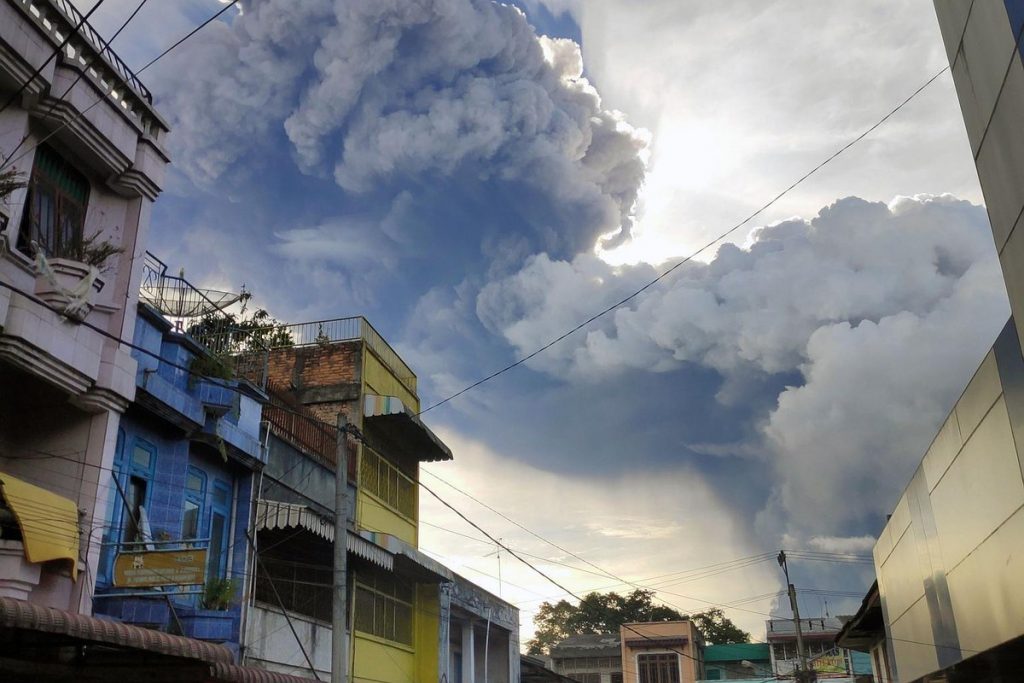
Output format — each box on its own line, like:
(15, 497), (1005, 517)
(0, 0), (153, 167)
(0, 0), (241, 173)
(0, 0), (109, 119)
(415, 64), (950, 417)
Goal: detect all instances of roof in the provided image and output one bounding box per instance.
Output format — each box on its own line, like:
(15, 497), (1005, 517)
(704, 643), (771, 663)
(551, 633), (622, 658)
(521, 655), (578, 683)
(363, 394), (453, 461)
(835, 581), (884, 652)
(0, 597), (315, 682)
(766, 616), (845, 640)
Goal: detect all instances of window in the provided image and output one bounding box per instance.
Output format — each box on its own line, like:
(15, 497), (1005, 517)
(120, 440), (156, 545)
(611, 674), (623, 683)
(183, 467), (206, 541)
(705, 669), (721, 681)
(575, 675), (600, 683)
(17, 144), (89, 258)
(353, 572), (414, 646)
(254, 556), (332, 623)
(637, 653), (680, 683)
(206, 480), (231, 580)
(360, 447), (416, 519)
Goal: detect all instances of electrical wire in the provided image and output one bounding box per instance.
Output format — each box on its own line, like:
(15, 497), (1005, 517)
(0, 0), (109, 119)
(0, 0), (241, 173)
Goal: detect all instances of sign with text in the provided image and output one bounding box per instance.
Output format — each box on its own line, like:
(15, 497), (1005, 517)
(113, 548), (207, 587)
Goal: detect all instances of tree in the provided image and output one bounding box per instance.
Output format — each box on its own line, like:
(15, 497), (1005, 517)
(526, 590), (750, 654)
(528, 589), (685, 654)
(689, 607), (750, 645)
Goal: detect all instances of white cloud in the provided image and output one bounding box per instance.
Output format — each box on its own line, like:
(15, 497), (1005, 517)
(154, 0), (649, 256)
(476, 194), (1009, 537)
(420, 429), (781, 641)
(807, 535), (877, 554)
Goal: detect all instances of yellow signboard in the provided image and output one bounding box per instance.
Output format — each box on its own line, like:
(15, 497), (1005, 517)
(812, 654), (848, 674)
(113, 548), (208, 587)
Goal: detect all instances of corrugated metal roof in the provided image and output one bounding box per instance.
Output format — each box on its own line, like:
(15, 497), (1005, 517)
(0, 596), (232, 664)
(256, 500), (394, 571)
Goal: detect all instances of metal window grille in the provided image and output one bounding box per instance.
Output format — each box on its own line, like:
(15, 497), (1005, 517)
(637, 653), (680, 683)
(352, 573), (414, 646)
(18, 144), (89, 259)
(360, 447), (417, 519)
(254, 557), (332, 623)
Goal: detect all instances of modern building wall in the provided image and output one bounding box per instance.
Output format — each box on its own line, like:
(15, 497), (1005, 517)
(873, 319), (1024, 682)
(935, 1), (1024, 351)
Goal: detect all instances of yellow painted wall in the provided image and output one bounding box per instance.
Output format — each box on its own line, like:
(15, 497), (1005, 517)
(353, 635), (416, 683)
(357, 488), (417, 546)
(363, 348), (419, 412)
(415, 583), (440, 683)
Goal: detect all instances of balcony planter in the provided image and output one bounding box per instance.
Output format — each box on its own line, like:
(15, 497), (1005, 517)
(34, 257), (105, 321)
(176, 608), (236, 641)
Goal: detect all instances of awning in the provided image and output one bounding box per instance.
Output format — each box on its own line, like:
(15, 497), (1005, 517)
(363, 394), (453, 462)
(0, 472), (80, 579)
(256, 500), (393, 571)
(358, 529), (452, 583)
(0, 596), (318, 682)
(0, 595), (232, 664)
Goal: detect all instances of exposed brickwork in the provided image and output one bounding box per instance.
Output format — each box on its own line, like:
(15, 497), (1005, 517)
(267, 341), (363, 425)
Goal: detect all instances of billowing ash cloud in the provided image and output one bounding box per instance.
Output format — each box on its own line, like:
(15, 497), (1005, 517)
(477, 195), (1009, 534)
(155, 0), (648, 255)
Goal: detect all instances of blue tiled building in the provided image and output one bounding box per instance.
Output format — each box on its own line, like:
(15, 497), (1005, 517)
(93, 302), (267, 653)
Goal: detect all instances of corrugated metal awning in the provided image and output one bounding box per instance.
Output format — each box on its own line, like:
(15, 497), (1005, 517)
(256, 500), (393, 571)
(0, 596), (233, 664)
(363, 394), (453, 462)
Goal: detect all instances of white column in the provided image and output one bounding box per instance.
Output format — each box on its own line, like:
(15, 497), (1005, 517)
(462, 620), (475, 683)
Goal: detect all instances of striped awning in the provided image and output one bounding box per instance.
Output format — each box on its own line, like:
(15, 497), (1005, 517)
(363, 394), (453, 462)
(0, 472), (80, 579)
(255, 500), (393, 570)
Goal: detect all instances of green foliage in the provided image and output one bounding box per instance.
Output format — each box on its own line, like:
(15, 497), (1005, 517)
(186, 291), (294, 352)
(526, 589), (750, 654)
(200, 576), (238, 611)
(689, 607), (751, 645)
(63, 231), (125, 272)
(188, 352), (234, 386)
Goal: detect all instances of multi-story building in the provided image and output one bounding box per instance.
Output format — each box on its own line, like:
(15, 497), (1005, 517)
(854, 4), (1024, 681)
(240, 317), (520, 682)
(0, 0), (169, 622)
(620, 621), (705, 683)
(765, 617), (870, 682)
(90, 253), (269, 653)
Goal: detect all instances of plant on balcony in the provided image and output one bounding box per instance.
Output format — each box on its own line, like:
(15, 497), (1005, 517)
(61, 231), (125, 273)
(0, 169), (26, 240)
(188, 352), (235, 387)
(200, 577), (239, 611)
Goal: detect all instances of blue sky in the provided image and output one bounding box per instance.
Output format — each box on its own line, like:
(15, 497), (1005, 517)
(81, 0), (1013, 638)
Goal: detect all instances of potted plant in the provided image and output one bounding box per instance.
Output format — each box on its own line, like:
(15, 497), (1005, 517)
(177, 577), (239, 641)
(33, 231), (124, 321)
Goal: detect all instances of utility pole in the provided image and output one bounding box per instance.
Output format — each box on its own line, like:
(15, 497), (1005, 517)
(332, 412), (350, 683)
(777, 551), (814, 683)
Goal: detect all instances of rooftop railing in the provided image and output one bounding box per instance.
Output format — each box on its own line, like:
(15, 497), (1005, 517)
(11, 0), (163, 134)
(255, 317), (418, 397)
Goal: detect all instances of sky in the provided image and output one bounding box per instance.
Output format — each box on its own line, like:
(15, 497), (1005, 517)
(79, 0), (1012, 642)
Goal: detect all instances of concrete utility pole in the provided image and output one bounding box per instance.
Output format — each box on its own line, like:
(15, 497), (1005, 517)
(332, 412), (350, 683)
(777, 551), (814, 683)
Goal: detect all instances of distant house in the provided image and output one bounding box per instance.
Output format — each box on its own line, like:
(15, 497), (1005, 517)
(766, 617), (871, 681)
(550, 633), (623, 683)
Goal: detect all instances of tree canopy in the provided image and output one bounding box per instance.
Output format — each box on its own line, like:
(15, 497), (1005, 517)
(526, 589), (750, 654)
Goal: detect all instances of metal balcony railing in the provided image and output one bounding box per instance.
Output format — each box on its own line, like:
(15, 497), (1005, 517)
(254, 317), (418, 396)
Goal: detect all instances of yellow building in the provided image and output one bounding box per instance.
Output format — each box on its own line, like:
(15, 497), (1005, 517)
(246, 317), (519, 682)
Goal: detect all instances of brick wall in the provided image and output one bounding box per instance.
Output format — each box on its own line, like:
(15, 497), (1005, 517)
(267, 341), (363, 424)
